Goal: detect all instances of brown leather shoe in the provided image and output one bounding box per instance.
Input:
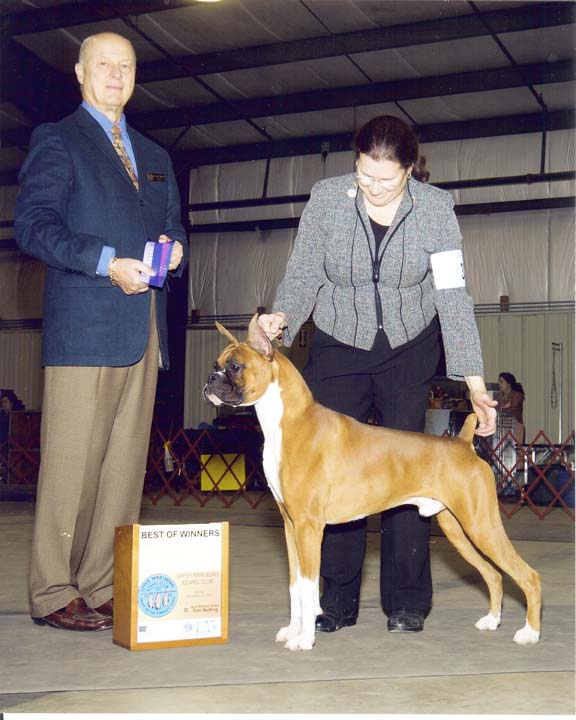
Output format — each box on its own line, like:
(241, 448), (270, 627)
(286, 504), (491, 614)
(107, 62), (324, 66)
(33, 597), (112, 631)
(95, 599), (113, 617)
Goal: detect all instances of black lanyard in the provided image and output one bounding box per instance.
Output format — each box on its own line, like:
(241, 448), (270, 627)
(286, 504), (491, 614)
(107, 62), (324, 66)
(354, 182), (414, 283)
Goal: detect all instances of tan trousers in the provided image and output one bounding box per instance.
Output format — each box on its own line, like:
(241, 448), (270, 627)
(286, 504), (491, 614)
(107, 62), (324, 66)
(29, 296), (160, 618)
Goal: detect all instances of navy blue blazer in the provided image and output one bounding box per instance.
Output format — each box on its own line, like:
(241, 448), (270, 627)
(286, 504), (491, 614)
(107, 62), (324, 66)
(15, 106), (188, 368)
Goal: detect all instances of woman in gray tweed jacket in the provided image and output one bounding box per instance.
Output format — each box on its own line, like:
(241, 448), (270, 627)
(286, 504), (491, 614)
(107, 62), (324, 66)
(259, 115), (496, 635)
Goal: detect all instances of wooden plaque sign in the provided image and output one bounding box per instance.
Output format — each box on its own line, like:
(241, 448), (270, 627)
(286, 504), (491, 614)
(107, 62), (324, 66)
(113, 522), (229, 651)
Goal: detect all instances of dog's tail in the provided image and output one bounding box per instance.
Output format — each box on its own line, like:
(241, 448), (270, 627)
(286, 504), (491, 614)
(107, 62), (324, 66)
(457, 413), (478, 446)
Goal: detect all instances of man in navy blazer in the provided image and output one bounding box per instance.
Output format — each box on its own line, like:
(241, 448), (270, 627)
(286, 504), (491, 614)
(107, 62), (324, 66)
(15, 32), (188, 631)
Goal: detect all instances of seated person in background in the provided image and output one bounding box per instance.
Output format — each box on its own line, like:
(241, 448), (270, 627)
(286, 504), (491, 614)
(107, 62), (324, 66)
(497, 372), (525, 443)
(0, 390), (25, 461)
(1, 389), (25, 415)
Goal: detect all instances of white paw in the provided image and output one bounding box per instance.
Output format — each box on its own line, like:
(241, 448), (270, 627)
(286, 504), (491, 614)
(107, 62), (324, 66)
(284, 632), (315, 651)
(475, 612), (502, 631)
(513, 623), (540, 645)
(275, 624), (300, 643)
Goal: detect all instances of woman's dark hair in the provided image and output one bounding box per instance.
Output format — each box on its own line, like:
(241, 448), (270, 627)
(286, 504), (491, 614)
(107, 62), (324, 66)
(353, 115), (430, 183)
(499, 372), (525, 397)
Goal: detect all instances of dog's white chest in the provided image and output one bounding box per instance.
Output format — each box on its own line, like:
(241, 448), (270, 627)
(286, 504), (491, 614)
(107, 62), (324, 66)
(255, 381), (284, 504)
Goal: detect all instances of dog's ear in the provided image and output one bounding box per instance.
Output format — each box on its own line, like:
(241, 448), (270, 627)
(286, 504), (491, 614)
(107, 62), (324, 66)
(215, 321), (239, 346)
(247, 313), (274, 361)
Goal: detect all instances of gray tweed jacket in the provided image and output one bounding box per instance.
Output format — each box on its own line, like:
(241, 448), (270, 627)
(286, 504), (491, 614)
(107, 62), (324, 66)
(273, 174), (484, 380)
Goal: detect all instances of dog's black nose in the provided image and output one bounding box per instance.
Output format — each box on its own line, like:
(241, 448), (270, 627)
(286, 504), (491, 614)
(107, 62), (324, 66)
(207, 372), (218, 384)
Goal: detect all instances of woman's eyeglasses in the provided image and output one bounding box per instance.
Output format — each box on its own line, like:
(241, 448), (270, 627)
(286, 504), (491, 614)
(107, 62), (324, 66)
(355, 167), (408, 191)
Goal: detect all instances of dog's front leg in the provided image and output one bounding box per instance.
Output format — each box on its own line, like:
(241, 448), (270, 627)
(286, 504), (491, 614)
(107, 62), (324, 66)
(275, 512), (303, 644)
(283, 520), (323, 651)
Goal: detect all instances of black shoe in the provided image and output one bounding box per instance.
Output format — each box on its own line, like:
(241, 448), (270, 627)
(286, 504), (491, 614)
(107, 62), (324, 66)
(315, 603), (358, 633)
(387, 608), (425, 633)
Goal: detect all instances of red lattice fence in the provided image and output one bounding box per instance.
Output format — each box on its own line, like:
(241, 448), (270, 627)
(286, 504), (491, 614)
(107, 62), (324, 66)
(140, 421), (574, 519)
(475, 430), (574, 518)
(143, 423), (269, 509)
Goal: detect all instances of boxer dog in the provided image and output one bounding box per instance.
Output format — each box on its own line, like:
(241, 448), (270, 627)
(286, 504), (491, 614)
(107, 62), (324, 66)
(203, 315), (541, 651)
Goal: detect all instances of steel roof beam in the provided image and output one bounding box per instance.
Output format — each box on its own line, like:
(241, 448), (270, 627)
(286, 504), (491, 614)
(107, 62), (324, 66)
(3, 109), (573, 167)
(171, 109), (575, 169)
(2, 2), (572, 79)
(136, 60), (574, 130)
(0, 38), (78, 123)
(1, 4), (573, 146)
(136, 2), (574, 80)
(0, 0), (196, 36)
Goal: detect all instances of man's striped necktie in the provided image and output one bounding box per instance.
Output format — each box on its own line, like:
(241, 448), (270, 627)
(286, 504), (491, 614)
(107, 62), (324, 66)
(111, 124), (139, 190)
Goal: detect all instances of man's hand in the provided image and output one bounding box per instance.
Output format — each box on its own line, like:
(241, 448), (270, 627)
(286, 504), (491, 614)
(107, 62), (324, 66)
(159, 234), (183, 270)
(109, 257), (154, 295)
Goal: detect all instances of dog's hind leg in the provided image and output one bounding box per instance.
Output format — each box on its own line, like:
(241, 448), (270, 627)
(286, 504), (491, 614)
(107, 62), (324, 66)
(283, 519), (324, 651)
(462, 520), (541, 644)
(449, 478), (542, 645)
(275, 506), (304, 645)
(436, 509), (503, 631)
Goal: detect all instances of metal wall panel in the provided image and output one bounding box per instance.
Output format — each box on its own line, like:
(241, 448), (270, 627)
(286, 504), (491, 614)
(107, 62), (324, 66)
(477, 312), (574, 441)
(500, 314), (525, 383)
(523, 314), (548, 436)
(546, 312), (575, 444)
(475, 315), (500, 385)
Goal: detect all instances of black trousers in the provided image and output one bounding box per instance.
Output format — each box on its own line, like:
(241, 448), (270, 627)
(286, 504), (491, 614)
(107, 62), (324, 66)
(303, 318), (441, 615)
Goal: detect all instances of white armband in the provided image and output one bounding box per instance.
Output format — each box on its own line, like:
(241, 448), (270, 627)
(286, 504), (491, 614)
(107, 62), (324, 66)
(430, 249), (465, 290)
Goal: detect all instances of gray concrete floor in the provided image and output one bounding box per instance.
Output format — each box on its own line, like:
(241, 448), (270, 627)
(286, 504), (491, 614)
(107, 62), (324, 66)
(0, 496), (574, 716)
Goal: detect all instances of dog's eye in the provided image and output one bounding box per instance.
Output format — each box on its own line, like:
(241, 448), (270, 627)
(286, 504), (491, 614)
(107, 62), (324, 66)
(228, 362), (243, 375)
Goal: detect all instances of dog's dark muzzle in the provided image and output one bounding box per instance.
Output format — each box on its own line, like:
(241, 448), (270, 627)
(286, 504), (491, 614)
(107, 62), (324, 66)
(203, 370), (244, 407)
